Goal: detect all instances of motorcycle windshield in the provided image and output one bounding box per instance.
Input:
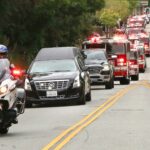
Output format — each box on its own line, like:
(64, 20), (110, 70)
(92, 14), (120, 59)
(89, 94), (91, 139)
(0, 59), (11, 81)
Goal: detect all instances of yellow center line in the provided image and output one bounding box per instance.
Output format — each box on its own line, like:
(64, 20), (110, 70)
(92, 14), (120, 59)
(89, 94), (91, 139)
(54, 86), (137, 150)
(42, 82), (144, 150)
(137, 80), (150, 88)
(42, 93), (120, 150)
(42, 84), (136, 150)
(142, 83), (150, 89)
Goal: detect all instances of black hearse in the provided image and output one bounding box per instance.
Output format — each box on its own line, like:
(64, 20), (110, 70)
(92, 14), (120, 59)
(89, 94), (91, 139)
(25, 47), (91, 106)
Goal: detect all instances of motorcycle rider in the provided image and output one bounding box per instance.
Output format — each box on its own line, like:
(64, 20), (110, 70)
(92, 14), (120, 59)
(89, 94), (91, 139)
(0, 45), (18, 124)
(0, 44), (15, 68)
(0, 44), (9, 58)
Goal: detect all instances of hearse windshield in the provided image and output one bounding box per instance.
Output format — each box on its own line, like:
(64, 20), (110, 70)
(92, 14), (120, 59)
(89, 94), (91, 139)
(30, 59), (77, 73)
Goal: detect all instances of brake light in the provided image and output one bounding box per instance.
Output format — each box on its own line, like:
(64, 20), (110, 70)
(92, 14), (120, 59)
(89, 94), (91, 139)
(86, 32), (102, 44)
(12, 69), (22, 77)
(117, 56), (127, 66)
(91, 37), (99, 43)
(129, 61), (133, 65)
(118, 58), (124, 63)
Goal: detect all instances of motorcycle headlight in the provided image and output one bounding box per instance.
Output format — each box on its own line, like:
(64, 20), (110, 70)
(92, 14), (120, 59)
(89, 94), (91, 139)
(103, 65), (110, 71)
(24, 78), (32, 91)
(0, 86), (8, 94)
(73, 76), (81, 88)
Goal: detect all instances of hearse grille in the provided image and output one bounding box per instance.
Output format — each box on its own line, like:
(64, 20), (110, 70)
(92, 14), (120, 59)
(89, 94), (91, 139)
(34, 80), (69, 90)
(39, 95), (65, 100)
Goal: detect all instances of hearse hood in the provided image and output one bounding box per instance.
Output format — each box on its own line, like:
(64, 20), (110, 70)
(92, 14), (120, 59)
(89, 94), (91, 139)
(28, 71), (79, 81)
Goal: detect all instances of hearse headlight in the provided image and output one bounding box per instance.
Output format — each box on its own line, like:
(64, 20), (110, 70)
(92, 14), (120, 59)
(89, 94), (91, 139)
(73, 76), (81, 88)
(24, 78), (32, 91)
(102, 65), (110, 71)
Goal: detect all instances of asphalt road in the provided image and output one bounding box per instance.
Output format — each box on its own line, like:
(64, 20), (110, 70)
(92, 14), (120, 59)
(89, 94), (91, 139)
(1, 28), (150, 150)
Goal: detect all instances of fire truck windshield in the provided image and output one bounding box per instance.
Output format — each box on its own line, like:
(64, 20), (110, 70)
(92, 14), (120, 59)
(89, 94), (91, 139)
(109, 43), (125, 54)
(129, 20), (143, 24)
(128, 30), (141, 35)
(82, 43), (105, 49)
(137, 47), (144, 55)
(140, 38), (149, 43)
(130, 51), (138, 59)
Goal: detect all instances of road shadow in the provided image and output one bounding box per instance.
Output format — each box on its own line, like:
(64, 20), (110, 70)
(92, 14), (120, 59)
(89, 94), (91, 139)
(91, 86), (105, 91)
(91, 81), (120, 90)
(26, 100), (87, 108)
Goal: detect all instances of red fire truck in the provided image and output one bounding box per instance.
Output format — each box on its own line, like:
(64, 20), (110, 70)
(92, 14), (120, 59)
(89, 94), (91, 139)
(82, 32), (131, 85)
(139, 33), (150, 56)
(82, 32), (107, 50)
(129, 48), (139, 81)
(136, 44), (147, 73)
(128, 34), (147, 72)
(107, 39), (131, 85)
(82, 33), (114, 88)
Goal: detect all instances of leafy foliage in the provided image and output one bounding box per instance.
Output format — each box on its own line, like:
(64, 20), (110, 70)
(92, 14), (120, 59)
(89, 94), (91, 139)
(0, 0), (105, 66)
(96, 0), (139, 28)
(97, 9), (119, 27)
(127, 0), (139, 13)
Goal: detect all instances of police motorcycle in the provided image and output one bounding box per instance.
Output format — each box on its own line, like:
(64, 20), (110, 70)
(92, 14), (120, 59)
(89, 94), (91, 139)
(0, 59), (26, 134)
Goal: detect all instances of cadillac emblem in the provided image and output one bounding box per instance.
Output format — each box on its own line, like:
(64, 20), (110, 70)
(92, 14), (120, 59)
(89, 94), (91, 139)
(48, 83), (55, 90)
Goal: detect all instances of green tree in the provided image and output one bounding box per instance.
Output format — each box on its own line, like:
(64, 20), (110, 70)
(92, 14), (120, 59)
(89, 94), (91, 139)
(97, 8), (119, 27)
(97, 0), (139, 30)
(104, 0), (130, 20)
(0, 0), (105, 66)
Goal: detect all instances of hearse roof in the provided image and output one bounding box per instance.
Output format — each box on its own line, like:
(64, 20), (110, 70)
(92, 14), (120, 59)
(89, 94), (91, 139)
(35, 47), (79, 61)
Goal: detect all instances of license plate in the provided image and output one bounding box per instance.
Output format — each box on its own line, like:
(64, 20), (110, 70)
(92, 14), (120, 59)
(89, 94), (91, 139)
(46, 91), (57, 97)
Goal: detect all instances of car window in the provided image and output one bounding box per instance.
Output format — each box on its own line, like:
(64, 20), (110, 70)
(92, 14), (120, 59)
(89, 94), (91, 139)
(84, 51), (107, 60)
